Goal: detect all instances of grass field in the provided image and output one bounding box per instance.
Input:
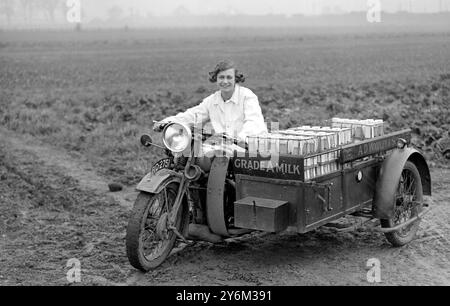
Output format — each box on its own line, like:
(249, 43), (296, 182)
(0, 27), (450, 286)
(1, 28), (449, 185)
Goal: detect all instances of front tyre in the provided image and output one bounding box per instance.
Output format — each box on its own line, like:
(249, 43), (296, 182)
(126, 183), (188, 271)
(381, 161), (423, 247)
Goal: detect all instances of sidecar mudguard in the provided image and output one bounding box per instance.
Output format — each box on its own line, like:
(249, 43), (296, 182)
(136, 169), (182, 194)
(206, 156), (231, 237)
(373, 147), (431, 219)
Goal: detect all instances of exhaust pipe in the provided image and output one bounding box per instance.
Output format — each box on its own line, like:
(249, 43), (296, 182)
(185, 165), (204, 181)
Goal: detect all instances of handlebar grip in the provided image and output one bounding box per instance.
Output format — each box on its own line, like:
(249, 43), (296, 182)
(153, 121), (170, 132)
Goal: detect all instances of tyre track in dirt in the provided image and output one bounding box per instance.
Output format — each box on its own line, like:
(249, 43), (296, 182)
(0, 128), (136, 285)
(1, 127), (449, 285)
(0, 127), (137, 210)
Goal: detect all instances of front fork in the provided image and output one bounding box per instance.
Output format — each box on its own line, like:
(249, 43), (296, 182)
(166, 134), (206, 243)
(166, 157), (193, 244)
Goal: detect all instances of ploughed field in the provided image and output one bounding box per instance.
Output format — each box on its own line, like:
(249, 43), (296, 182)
(0, 28), (449, 285)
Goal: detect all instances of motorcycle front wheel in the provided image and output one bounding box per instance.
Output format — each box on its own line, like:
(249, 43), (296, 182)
(126, 183), (188, 271)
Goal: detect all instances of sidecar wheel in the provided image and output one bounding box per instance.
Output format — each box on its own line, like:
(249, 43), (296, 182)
(126, 184), (188, 271)
(381, 161), (423, 247)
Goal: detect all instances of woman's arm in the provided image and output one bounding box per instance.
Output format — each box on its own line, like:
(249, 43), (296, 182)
(237, 93), (268, 142)
(159, 99), (210, 128)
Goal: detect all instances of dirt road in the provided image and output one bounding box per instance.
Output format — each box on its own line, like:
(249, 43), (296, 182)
(0, 129), (449, 286)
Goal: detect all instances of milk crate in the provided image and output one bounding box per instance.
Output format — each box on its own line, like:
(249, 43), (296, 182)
(278, 130), (336, 152)
(289, 126), (353, 146)
(247, 134), (319, 156)
(331, 118), (384, 140)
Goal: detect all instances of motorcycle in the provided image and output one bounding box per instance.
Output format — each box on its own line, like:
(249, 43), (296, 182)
(125, 121), (248, 271)
(126, 122), (432, 272)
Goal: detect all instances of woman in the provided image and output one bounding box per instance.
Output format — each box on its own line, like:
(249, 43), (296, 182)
(153, 60), (267, 148)
(153, 60), (268, 242)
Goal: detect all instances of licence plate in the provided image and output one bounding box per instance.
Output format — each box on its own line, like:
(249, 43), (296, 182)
(151, 158), (173, 175)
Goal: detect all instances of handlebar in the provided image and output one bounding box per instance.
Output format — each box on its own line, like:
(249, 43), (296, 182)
(152, 120), (169, 132)
(153, 120), (247, 149)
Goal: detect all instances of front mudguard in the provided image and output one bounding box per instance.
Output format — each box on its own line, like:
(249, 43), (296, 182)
(136, 169), (182, 194)
(373, 147), (431, 219)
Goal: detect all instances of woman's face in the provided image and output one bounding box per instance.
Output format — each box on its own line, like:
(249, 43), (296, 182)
(217, 68), (236, 95)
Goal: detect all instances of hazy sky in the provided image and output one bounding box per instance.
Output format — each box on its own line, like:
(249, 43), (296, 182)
(1, 0), (449, 26)
(83, 0), (450, 17)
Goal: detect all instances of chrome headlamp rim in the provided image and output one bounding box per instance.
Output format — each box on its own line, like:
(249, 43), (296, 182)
(162, 122), (192, 153)
(396, 138), (407, 150)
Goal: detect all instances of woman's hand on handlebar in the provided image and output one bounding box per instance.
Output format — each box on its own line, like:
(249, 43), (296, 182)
(152, 121), (168, 132)
(222, 133), (238, 143)
(217, 133), (247, 149)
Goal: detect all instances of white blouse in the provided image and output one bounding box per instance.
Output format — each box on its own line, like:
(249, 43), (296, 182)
(163, 84), (268, 142)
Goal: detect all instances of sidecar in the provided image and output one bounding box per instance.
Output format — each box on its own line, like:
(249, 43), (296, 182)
(207, 124), (431, 246)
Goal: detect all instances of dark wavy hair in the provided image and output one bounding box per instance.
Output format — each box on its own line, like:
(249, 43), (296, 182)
(208, 60), (246, 84)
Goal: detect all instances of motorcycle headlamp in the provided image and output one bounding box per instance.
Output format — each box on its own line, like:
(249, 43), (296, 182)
(162, 122), (191, 153)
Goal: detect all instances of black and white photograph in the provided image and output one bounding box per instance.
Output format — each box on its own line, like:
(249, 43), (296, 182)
(0, 0), (449, 290)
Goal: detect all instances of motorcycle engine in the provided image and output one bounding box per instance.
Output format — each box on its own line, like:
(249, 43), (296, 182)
(174, 156), (188, 170)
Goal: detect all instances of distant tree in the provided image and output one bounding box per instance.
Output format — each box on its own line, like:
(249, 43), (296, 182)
(0, 0), (15, 25)
(37, 0), (63, 22)
(20, 0), (34, 23)
(107, 6), (123, 21)
(173, 5), (191, 17)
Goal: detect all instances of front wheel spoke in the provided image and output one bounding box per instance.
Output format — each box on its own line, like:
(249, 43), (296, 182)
(153, 198), (162, 215)
(143, 225), (157, 237)
(142, 230), (166, 251)
(155, 201), (164, 217)
(144, 224), (155, 232)
(141, 232), (157, 246)
(142, 236), (156, 247)
(148, 241), (165, 257)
